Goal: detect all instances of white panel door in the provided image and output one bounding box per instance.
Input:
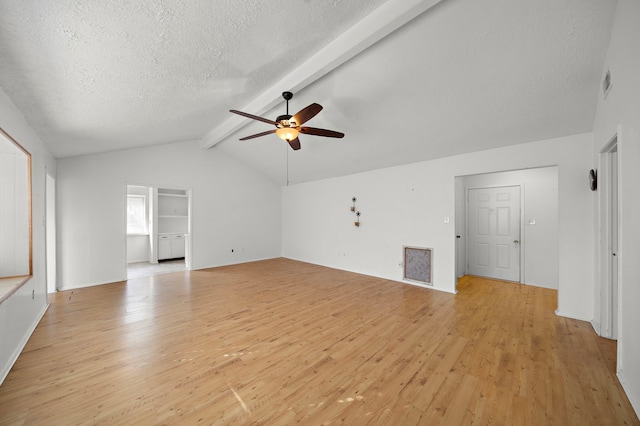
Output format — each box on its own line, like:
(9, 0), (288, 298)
(467, 186), (521, 281)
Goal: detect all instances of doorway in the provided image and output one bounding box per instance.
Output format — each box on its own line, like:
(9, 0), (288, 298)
(599, 135), (619, 339)
(125, 185), (192, 280)
(455, 167), (559, 289)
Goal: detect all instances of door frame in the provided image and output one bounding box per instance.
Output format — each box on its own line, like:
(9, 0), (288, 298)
(598, 132), (620, 340)
(123, 184), (193, 279)
(465, 184), (523, 283)
(45, 169), (56, 293)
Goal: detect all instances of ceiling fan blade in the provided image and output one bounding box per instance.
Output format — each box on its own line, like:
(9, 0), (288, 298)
(299, 127), (345, 138)
(287, 137), (301, 150)
(230, 109), (278, 125)
(238, 129), (276, 140)
(292, 103), (322, 126)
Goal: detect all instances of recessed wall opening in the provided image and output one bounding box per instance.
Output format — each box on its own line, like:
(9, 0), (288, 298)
(455, 166), (559, 292)
(125, 185), (192, 280)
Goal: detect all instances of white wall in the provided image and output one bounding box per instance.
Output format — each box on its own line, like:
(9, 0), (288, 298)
(126, 236), (149, 263)
(0, 88), (55, 383)
(126, 185), (150, 263)
(591, 0), (640, 416)
(57, 141), (282, 289)
(283, 133), (593, 318)
(457, 167), (559, 289)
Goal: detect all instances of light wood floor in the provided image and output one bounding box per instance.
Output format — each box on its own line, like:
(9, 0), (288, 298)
(1, 258), (637, 425)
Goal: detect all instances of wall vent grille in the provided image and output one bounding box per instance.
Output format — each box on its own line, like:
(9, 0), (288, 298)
(403, 246), (432, 286)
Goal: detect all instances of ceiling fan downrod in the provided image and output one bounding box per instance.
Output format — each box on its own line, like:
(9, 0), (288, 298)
(282, 91), (293, 116)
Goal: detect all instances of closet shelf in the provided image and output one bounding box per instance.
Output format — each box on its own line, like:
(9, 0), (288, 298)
(158, 193), (188, 198)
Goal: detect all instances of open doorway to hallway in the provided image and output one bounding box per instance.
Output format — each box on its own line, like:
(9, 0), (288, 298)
(127, 258), (186, 279)
(126, 185), (192, 280)
(455, 167), (559, 290)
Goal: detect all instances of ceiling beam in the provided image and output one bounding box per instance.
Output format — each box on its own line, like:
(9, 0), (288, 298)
(200, 0), (444, 150)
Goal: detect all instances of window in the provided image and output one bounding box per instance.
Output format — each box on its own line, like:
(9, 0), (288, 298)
(127, 195), (147, 234)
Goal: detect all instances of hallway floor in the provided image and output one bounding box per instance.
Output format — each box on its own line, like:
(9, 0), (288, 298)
(126, 259), (186, 279)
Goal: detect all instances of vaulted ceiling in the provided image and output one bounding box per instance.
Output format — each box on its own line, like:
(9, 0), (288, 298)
(0, 0), (616, 184)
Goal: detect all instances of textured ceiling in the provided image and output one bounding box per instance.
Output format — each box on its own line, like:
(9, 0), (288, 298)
(0, 0), (387, 157)
(0, 0), (616, 185)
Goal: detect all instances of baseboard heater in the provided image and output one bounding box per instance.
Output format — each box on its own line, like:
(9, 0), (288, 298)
(403, 246), (433, 286)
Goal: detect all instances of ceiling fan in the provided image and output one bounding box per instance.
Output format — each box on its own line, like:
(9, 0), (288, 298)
(230, 91), (344, 150)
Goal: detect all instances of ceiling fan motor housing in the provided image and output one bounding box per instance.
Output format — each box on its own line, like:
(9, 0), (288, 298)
(276, 114), (294, 127)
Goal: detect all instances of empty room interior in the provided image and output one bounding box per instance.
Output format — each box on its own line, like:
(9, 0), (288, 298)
(1, 0), (639, 424)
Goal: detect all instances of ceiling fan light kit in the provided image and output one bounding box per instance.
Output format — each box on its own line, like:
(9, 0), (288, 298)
(275, 127), (299, 141)
(230, 91), (344, 151)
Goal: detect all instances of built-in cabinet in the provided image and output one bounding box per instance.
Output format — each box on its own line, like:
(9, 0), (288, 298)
(158, 234), (185, 259)
(157, 189), (189, 260)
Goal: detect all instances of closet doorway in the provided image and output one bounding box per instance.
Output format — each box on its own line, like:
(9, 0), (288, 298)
(125, 185), (192, 280)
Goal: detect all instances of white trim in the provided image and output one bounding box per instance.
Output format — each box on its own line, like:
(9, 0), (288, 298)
(555, 309), (592, 323)
(613, 124), (624, 374)
(618, 371), (640, 419)
(597, 131), (619, 339)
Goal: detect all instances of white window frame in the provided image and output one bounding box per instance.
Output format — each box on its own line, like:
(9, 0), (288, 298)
(127, 194), (148, 235)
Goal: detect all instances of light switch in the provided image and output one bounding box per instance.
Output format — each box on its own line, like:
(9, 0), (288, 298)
(444, 216), (450, 224)
(528, 219), (536, 225)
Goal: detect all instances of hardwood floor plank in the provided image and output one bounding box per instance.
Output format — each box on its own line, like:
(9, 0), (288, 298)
(0, 259), (637, 425)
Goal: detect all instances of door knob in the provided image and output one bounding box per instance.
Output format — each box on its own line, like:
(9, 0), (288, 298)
(514, 240), (520, 244)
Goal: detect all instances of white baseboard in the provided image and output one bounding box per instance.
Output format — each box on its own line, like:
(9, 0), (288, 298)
(554, 309), (592, 323)
(617, 370), (640, 421)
